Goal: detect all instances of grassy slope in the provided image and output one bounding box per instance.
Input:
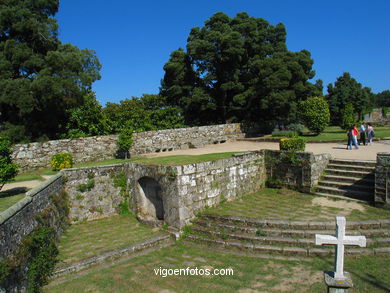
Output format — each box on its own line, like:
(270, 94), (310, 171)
(44, 243), (390, 293)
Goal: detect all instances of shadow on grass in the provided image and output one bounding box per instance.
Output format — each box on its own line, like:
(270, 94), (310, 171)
(0, 187), (28, 198)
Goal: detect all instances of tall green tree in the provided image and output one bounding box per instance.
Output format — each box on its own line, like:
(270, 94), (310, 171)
(64, 92), (111, 138)
(326, 73), (373, 124)
(0, 0), (101, 143)
(160, 12), (322, 128)
(375, 90), (390, 107)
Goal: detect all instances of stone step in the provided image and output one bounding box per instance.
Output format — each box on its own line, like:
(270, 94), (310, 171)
(329, 159), (376, 168)
(315, 186), (374, 201)
(194, 220), (390, 239)
(185, 234), (388, 256)
(198, 214), (390, 230)
(324, 168), (375, 179)
(190, 226), (390, 248)
(322, 174), (375, 185)
(326, 164), (375, 173)
(318, 180), (375, 192)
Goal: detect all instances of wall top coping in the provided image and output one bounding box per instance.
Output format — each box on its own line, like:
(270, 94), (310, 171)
(62, 163), (126, 173)
(25, 173), (63, 198)
(0, 196), (32, 225)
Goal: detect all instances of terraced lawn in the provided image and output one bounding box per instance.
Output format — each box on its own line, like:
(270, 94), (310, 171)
(57, 214), (165, 266)
(210, 188), (390, 221)
(44, 243), (390, 293)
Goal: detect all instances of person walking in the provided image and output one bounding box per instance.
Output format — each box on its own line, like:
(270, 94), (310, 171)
(367, 123), (374, 145)
(359, 122), (366, 145)
(347, 125), (359, 150)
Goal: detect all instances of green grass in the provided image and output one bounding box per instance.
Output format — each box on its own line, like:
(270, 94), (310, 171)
(0, 190), (26, 212)
(302, 125), (390, 141)
(57, 213), (165, 265)
(11, 173), (45, 182)
(44, 243), (390, 293)
(74, 158), (133, 168)
(209, 188), (390, 221)
(130, 152), (240, 166)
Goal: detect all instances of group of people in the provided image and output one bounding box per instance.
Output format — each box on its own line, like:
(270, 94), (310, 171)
(347, 122), (374, 150)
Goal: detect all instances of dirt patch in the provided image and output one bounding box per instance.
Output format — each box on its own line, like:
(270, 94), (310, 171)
(312, 197), (365, 214)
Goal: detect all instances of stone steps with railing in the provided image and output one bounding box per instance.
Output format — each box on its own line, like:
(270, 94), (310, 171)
(315, 159), (376, 202)
(183, 214), (390, 257)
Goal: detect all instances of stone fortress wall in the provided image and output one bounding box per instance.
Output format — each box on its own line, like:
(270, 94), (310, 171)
(11, 123), (244, 171)
(0, 149), (334, 260)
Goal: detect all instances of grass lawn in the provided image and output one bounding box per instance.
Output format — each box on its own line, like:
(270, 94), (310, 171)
(130, 152), (240, 166)
(44, 242), (390, 293)
(57, 213), (165, 266)
(302, 125), (390, 141)
(209, 188), (390, 221)
(0, 189), (26, 212)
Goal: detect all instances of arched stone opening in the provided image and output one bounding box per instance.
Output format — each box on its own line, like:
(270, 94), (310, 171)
(137, 176), (164, 222)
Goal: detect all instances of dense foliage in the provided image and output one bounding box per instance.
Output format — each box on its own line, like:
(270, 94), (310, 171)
(326, 73), (374, 124)
(160, 12), (322, 129)
(104, 94), (185, 134)
(340, 103), (355, 130)
(375, 90), (390, 107)
(0, 137), (18, 190)
(0, 0), (101, 143)
(298, 97), (330, 134)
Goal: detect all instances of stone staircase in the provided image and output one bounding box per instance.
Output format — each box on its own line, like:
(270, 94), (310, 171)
(315, 159), (376, 202)
(183, 214), (390, 258)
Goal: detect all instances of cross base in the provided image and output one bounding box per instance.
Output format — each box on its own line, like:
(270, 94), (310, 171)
(324, 271), (353, 293)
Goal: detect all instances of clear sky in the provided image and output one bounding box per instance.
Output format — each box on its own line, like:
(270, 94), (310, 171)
(56, 0), (390, 106)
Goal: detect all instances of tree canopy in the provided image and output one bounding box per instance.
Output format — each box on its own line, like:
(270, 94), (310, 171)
(326, 73), (373, 124)
(160, 12), (322, 129)
(0, 0), (101, 143)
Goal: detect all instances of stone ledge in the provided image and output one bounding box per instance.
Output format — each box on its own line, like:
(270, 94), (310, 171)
(52, 234), (174, 278)
(26, 173), (63, 198)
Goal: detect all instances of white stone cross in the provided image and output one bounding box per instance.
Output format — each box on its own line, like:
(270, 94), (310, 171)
(315, 216), (366, 280)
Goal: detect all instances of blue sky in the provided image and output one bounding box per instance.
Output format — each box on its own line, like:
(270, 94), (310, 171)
(56, 0), (390, 106)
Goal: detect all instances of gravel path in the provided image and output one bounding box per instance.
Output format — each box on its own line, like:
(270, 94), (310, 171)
(142, 140), (389, 161)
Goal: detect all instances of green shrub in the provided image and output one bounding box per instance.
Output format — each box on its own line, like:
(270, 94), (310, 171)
(279, 137), (306, 151)
(271, 131), (297, 138)
(77, 179), (95, 192)
(0, 137), (19, 190)
(340, 103), (355, 130)
(265, 177), (283, 188)
(117, 127), (134, 159)
(50, 153), (74, 171)
(298, 97), (330, 134)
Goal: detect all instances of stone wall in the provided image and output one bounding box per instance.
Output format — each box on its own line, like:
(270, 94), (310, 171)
(264, 150), (331, 192)
(62, 164), (127, 223)
(0, 174), (65, 260)
(129, 151), (266, 228)
(12, 135), (118, 171)
(130, 123), (244, 154)
(11, 123), (244, 171)
(375, 152), (390, 209)
(364, 108), (390, 123)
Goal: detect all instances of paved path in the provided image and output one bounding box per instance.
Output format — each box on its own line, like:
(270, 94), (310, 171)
(142, 140), (390, 161)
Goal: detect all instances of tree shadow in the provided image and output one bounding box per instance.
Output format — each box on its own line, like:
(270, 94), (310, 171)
(0, 187), (28, 198)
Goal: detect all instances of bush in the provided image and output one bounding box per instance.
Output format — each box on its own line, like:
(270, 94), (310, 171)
(340, 103), (355, 130)
(298, 97), (330, 135)
(286, 123), (305, 135)
(271, 131), (297, 138)
(50, 153), (74, 171)
(279, 137), (306, 151)
(0, 137), (18, 190)
(117, 127), (134, 159)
